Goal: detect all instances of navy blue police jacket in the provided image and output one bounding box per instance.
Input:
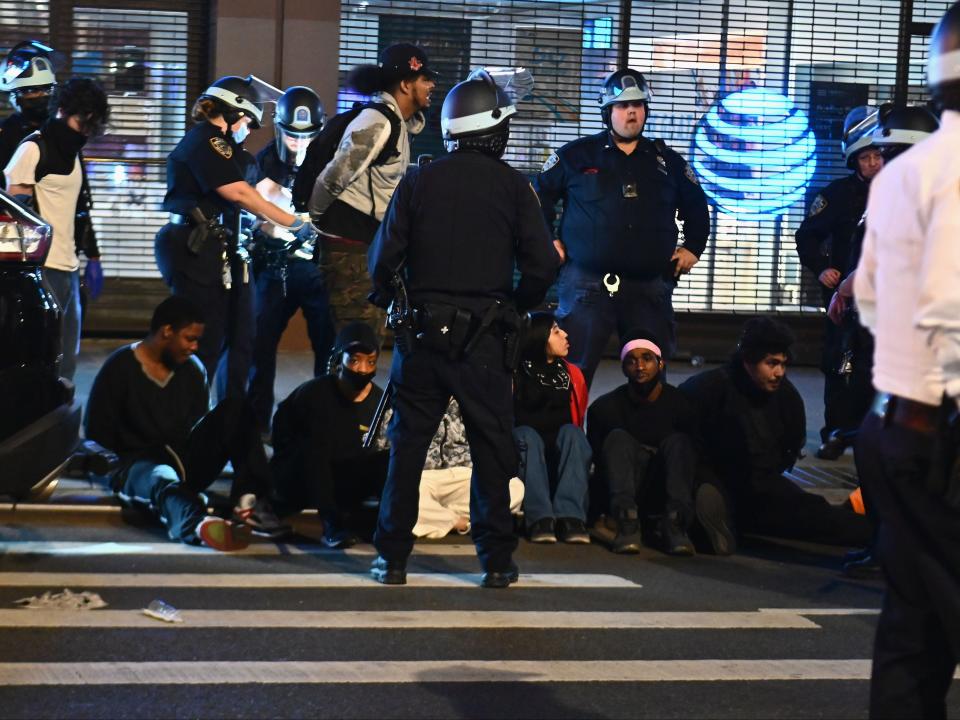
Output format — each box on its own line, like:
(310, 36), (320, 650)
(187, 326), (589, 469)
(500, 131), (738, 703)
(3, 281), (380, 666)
(534, 131), (709, 280)
(368, 150), (559, 315)
(794, 172), (869, 279)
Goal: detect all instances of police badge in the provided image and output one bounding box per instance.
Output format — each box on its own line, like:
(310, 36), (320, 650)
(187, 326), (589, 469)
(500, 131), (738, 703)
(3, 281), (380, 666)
(209, 136), (234, 159)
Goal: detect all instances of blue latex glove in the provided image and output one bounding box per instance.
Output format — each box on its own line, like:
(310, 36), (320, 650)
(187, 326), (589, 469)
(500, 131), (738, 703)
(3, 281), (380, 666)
(83, 259), (104, 301)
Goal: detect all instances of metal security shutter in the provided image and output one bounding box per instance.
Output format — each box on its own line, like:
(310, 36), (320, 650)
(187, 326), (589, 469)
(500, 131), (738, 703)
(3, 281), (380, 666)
(36, 0), (209, 279)
(339, 0), (625, 175)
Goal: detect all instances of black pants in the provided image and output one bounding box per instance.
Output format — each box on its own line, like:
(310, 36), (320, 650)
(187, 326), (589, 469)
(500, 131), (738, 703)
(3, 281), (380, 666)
(857, 409), (960, 719)
(698, 463), (871, 547)
(272, 445), (389, 522)
(600, 429), (696, 524)
(155, 223), (254, 402)
(116, 398), (271, 542)
(374, 333), (518, 573)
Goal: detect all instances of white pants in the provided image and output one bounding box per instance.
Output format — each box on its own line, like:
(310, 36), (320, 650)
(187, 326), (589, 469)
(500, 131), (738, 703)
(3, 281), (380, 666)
(413, 467), (524, 539)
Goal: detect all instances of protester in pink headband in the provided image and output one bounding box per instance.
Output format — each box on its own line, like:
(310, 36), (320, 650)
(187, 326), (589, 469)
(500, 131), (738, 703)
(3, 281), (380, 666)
(620, 338), (662, 362)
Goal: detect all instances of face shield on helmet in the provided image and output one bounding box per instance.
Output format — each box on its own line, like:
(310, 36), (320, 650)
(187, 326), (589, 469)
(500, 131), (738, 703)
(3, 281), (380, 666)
(274, 86), (325, 167)
(1, 41), (56, 122)
(441, 69), (518, 157)
(598, 69), (652, 132)
(871, 103), (940, 160)
(840, 105), (879, 169)
(200, 75), (277, 130)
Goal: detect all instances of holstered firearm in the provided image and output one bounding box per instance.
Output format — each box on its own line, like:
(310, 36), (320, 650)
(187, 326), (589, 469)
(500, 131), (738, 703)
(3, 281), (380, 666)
(386, 271), (417, 355)
(186, 207), (231, 256)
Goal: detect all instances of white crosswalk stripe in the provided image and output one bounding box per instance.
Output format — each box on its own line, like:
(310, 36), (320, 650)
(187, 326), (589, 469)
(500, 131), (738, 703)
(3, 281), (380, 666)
(0, 541), (476, 556)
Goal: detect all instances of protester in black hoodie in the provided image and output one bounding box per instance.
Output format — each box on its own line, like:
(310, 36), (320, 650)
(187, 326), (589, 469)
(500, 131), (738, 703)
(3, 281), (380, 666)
(679, 317), (871, 555)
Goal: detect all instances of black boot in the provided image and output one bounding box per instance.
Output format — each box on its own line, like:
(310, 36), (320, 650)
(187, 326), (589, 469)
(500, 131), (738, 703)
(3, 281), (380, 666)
(612, 508), (642, 554)
(661, 511), (695, 556)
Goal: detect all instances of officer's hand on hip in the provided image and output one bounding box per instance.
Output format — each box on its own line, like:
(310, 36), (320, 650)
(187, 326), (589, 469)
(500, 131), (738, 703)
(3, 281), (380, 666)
(819, 267), (841, 289)
(671, 247), (698, 277)
(553, 239), (566, 264)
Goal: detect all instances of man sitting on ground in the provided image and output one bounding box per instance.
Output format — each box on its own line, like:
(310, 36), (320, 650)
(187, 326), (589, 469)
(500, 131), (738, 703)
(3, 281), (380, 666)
(270, 322), (389, 548)
(679, 317), (871, 555)
(587, 331), (699, 556)
(84, 296), (288, 551)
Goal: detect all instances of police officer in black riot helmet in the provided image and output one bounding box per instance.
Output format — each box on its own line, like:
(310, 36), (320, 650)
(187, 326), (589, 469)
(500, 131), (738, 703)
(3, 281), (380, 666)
(367, 70), (558, 588)
(0, 41), (57, 190)
(796, 105), (883, 460)
(155, 75), (312, 402)
(534, 68), (710, 388)
(247, 85), (335, 435)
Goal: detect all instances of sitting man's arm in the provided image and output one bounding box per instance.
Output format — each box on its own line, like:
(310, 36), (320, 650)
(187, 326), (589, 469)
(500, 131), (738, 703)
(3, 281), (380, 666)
(84, 357), (122, 455)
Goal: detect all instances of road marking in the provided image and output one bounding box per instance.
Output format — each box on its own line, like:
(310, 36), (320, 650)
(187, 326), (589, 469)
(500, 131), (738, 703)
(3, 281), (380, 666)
(0, 609), (823, 629)
(0, 659), (877, 685)
(0, 541), (475, 557)
(0, 572), (640, 589)
(760, 608), (880, 616)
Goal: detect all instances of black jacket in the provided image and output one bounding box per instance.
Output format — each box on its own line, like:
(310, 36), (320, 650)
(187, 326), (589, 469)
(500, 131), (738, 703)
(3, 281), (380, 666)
(368, 151), (558, 314)
(795, 173), (869, 285)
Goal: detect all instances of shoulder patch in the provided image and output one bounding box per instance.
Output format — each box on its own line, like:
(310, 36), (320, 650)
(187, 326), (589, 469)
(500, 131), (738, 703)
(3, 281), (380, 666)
(809, 194), (827, 217)
(209, 136), (233, 160)
(684, 162), (699, 185)
(541, 152), (559, 173)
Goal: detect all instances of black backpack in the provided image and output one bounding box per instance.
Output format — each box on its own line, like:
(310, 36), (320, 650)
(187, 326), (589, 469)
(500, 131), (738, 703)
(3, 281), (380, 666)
(291, 101), (402, 212)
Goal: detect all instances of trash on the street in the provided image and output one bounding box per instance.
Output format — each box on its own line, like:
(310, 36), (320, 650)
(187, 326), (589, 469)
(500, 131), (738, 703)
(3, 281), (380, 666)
(142, 599), (184, 623)
(14, 588), (108, 610)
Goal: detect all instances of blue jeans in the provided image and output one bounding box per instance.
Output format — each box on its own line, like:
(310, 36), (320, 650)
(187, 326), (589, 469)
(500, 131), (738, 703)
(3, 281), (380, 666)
(513, 424), (591, 523)
(44, 267), (81, 381)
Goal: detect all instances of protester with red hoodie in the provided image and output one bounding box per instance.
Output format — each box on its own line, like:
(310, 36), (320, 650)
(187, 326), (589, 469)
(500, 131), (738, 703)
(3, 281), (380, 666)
(512, 312), (591, 544)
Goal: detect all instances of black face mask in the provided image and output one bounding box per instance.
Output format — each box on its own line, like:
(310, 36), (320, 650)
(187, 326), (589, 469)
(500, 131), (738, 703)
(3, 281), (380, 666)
(17, 95), (50, 124)
(340, 367), (375, 392)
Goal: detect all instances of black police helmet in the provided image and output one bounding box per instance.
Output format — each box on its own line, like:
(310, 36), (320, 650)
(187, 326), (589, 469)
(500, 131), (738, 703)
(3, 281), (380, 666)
(871, 103), (939, 160)
(928, 1), (960, 110)
(441, 70), (516, 157)
(274, 86), (324, 166)
(200, 75), (263, 129)
(840, 105), (879, 169)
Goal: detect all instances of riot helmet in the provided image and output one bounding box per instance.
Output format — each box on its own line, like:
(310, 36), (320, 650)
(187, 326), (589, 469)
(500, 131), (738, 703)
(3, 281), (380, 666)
(872, 103), (939, 160)
(1, 41), (56, 122)
(441, 69), (516, 157)
(199, 75), (264, 129)
(598, 69), (652, 129)
(840, 105), (879, 169)
(274, 86), (325, 167)
(928, 1), (960, 111)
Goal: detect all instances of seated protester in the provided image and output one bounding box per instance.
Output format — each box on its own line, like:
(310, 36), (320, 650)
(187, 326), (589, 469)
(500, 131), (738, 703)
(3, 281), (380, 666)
(84, 296), (288, 551)
(679, 317), (871, 555)
(415, 398), (524, 539)
(587, 330), (698, 556)
(512, 313), (591, 544)
(270, 322), (389, 548)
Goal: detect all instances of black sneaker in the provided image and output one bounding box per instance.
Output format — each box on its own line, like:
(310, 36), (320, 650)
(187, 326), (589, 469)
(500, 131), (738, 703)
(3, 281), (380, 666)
(660, 511), (695, 556)
(232, 494), (292, 539)
(370, 555), (407, 585)
(694, 483), (736, 556)
(612, 508), (642, 554)
(481, 562), (519, 588)
(322, 522), (361, 549)
(556, 517), (591, 544)
(815, 433), (847, 460)
(527, 517), (557, 544)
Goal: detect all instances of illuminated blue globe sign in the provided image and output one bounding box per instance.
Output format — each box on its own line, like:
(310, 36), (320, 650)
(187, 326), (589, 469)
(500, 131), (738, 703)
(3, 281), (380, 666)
(692, 87), (816, 219)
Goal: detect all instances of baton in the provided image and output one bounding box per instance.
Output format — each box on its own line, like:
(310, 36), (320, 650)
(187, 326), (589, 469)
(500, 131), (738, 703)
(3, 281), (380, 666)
(363, 380), (392, 450)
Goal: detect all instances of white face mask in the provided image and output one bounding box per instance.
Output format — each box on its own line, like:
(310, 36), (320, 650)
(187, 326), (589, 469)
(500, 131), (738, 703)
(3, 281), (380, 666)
(232, 123), (250, 145)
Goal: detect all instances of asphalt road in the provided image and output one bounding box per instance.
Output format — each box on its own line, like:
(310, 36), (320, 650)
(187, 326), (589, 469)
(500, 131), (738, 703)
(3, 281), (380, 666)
(4, 502), (956, 720)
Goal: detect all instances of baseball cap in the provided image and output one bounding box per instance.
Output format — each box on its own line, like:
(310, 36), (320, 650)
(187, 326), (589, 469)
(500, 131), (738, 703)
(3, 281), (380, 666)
(379, 43), (437, 82)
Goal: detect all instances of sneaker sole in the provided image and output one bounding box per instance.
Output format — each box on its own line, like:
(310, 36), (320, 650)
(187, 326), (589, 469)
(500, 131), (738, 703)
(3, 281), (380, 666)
(695, 485), (736, 556)
(528, 536), (557, 544)
(198, 519), (252, 552)
(561, 535), (591, 545)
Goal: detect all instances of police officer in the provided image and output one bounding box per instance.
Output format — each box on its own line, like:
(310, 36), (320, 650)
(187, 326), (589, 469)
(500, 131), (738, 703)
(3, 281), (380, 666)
(247, 85), (334, 434)
(796, 105), (884, 459)
(155, 75), (310, 401)
(825, 104), (940, 579)
(534, 68), (709, 387)
(367, 70), (558, 588)
(854, 3), (960, 714)
(0, 41), (56, 189)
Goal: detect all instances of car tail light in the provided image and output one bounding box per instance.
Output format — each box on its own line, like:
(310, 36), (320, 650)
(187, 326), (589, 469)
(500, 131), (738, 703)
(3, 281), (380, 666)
(0, 191), (52, 265)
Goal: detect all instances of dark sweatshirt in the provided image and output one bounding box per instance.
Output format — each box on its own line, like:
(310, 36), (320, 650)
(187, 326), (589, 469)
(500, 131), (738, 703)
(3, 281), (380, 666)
(586, 382), (696, 455)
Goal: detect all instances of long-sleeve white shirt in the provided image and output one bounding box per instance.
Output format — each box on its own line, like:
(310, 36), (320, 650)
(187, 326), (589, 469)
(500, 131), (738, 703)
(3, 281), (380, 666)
(854, 109), (960, 404)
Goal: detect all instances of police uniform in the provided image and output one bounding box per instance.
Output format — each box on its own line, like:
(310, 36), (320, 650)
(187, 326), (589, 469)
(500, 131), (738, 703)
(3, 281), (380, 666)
(854, 109), (960, 718)
(795, 173), (870, 443)
(247, 142), (335, 431)
(534, 132), (709, 386)
(368, 150), (558, 576)
(155, 121), (255, 401)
